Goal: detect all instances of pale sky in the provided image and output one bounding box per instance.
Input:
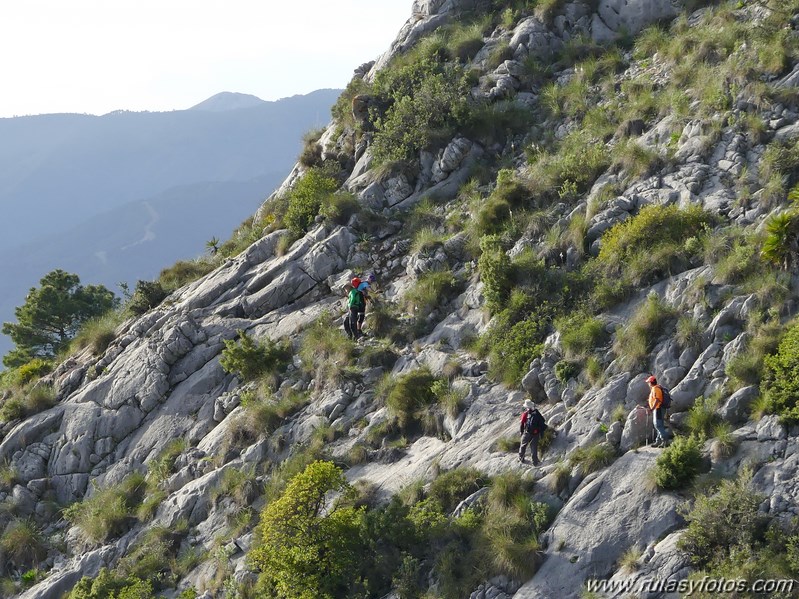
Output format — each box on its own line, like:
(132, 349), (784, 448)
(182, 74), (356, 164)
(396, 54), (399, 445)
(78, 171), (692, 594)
(0, 0), (412, 117)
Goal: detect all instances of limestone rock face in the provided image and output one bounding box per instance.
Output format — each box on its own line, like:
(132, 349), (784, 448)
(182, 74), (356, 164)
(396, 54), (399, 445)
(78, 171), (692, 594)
(592, 0), (678, 42)
(514, 451), (683, 598)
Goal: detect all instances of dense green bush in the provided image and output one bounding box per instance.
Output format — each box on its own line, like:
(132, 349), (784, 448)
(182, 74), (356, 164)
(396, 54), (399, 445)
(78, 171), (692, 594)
(0, 384), (56, 423)
(487, 313), (550, 386)
(319, 191), (360, 225)
(726, 318), (783, 390)
(383, 368), (440, 433)
(427, 468), (488, 513)
(593, 204), (714, 287)
(555, 359), (579, 383)
(678, 471), (766, 569)
(10, 358), (52, 386)
(761, 320), (799, 423)
(652, 435), (703, 490)
(219, 330), (290, 384)
(686, 395), (719, 439)
(526, 129), (611, 201)
(478, 235), (513, 314)
(250, 461), (363, 599)
(283, 168), (340, 234)
(370, 53), (471, 163)
(556, 311), (606, 358)
(127, 280), (168, 316)
(68, 569), (153, 599)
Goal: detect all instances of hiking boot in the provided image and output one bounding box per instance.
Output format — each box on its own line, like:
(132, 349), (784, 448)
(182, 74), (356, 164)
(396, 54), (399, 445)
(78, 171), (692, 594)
(518, 455), (526, 464)
(532, 459), (541, 466)
(652, 440), (663, 448)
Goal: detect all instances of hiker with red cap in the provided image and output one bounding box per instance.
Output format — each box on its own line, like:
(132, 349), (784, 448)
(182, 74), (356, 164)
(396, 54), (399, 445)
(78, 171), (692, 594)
(344, 277), (367, 340)
(646, 375), (670, 447)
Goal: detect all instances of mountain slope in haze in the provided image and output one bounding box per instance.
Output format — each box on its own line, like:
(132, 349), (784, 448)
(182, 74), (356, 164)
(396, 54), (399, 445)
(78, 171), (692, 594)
(0, 88), (340, 252)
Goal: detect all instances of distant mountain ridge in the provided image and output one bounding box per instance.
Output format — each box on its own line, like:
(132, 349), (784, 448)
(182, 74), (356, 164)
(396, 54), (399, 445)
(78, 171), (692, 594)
(189, 91), (268, 112)
(0, 88), (340, 251)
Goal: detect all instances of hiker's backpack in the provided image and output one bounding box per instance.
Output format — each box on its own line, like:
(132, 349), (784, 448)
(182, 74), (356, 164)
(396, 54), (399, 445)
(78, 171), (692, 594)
(525, 409), (547, 435)
(348, 288), (365, 309)
(658, 385), (672, 410)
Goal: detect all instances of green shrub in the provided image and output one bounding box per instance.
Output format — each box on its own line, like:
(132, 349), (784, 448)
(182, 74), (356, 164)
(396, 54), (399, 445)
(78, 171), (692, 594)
(727, 318), (783, 390)
(761, 210), (799, 270)
(127, 280), (168, 315)
(482, 472), (548, 578)
(569, 443), (616, 474)
(70, 310), (126, 356)
(403, 271), (462, 335)
(219, 330), (290, 384)
(67, 569), (153, 599)
(228, 389), (310, 448)
(145, 438), (187, 488)
(675, 316), (704, 351)
(249, 461), (363, 599)
(211, 466), (258, 507)
(319, 191), (360, 225)
(115, 526), (181, 589)
(63, 473), (146, 543)
(593, 204), (714, 287)
(488, 316), (549, 387)
(283, 168), (340, 234)
(678, 470), (766, 569)
(12, 358), (52, 386)
(761, 320), (799, 423)
(158, 258), (216, 292)
(428, 468), (488, 514)
(0, 384), (56, 422)
(299, 314), (355, 389)
(383, 369), (439, 433)
(555, 360), (579, 383)
(371, 59), (470, 163)
(478, 235), (513, 314)
(612, 294), (676, 369)
(0, 519), (47, 569)
(527, 129), (611, 200)
(557, 312), (606, 357)
(431, 379), (467, 418)
(652, 435), (703, 490)
(686, 395), (719, 440)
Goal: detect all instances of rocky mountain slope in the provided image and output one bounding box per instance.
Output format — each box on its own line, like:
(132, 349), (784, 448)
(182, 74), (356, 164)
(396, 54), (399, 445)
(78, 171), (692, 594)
(3, 0), (799, 598)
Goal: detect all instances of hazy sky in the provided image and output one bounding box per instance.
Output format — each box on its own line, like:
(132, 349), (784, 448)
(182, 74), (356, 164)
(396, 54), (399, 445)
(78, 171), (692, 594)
(0, 0), (412, 118)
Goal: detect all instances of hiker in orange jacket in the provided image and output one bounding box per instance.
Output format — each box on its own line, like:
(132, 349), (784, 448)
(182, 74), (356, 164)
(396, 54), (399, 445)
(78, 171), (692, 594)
(646, 375), (669, 447)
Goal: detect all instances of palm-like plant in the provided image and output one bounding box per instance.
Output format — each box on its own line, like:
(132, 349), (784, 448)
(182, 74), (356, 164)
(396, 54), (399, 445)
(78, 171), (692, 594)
(205, 236), (220, 255)
(761, 211), (799, 270)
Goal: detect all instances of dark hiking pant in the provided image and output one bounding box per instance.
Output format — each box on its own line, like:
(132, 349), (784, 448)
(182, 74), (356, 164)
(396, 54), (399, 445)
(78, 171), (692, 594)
(519, 432), (540, 464)
(347, 307), (365, 338)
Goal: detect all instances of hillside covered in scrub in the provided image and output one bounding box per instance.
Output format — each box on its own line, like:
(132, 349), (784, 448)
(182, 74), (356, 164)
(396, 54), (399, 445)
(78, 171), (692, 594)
(1, 0), (799, 597)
